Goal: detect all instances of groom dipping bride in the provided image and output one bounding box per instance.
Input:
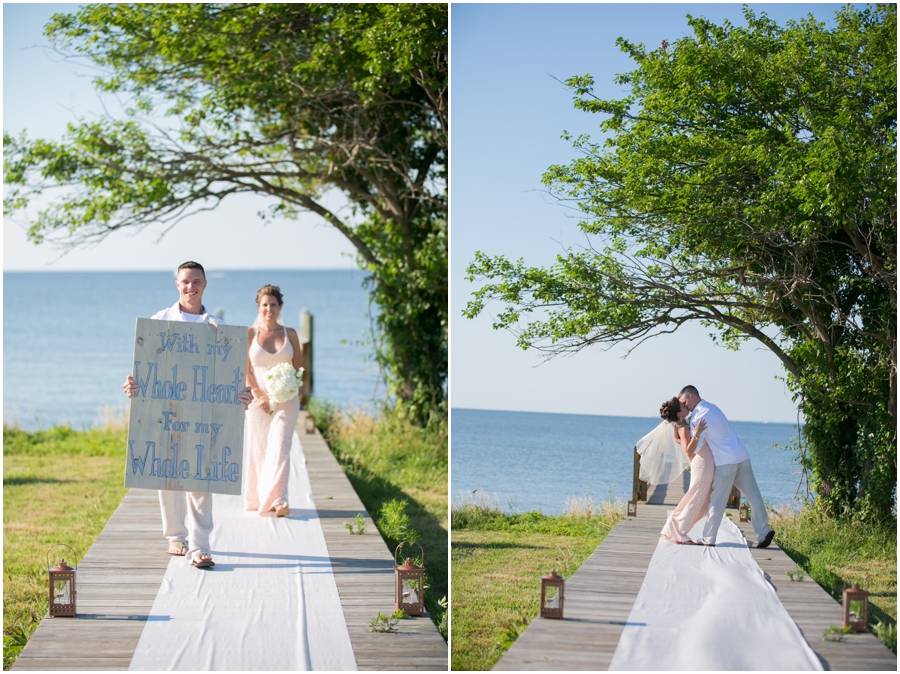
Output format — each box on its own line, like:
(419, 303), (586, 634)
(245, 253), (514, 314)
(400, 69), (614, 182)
(657, 385), (775, 548)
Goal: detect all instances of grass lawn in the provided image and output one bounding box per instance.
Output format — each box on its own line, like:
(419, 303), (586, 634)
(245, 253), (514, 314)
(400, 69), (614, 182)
(3, 425), (128, 670)
(772, 506), (897, 651)
(451, 498), (622, 670)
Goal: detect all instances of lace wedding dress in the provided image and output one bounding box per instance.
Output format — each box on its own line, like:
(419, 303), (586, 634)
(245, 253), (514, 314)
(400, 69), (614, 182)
(244, 326), (301, 514)
(661, 430), (714, 543)
(636, 420), (714, 543)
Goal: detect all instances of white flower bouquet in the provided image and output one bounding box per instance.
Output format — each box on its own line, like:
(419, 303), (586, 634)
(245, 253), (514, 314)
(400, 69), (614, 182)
(264, 362), (305, 405)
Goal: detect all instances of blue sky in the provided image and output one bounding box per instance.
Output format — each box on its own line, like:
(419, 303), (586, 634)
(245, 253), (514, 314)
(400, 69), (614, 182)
(3, 3), (357, 271)
(450, 3), (849, 422)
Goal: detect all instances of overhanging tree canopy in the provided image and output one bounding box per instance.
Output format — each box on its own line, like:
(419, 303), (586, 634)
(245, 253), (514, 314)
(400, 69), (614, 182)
(4, 3), (448, 423)
(466, 5), (896, 518)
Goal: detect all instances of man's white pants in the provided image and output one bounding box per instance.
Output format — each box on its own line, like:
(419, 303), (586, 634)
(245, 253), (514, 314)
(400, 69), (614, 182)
(701, 459), (771, 544)
(158, 490), (214, 561)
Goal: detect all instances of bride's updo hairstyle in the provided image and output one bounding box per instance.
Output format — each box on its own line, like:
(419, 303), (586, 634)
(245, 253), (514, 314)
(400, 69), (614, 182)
(659, 397), (682, 422)
(255, 284), (284, 306)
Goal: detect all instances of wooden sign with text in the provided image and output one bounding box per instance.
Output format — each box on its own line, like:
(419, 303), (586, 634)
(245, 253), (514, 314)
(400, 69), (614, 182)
(125, 318), (248, 495)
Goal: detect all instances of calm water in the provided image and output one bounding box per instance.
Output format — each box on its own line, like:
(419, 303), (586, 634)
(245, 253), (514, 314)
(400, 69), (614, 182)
(4, 270), (382, 430)
(451, 408), (806, 513)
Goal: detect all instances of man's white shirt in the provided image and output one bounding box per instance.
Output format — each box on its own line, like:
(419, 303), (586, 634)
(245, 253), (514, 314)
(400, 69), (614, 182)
(690, 400), (750, 466)
(151, 301), (225, 324)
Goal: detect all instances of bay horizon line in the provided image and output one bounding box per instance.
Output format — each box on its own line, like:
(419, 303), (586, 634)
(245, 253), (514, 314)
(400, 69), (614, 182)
(451, 406), (803, 427)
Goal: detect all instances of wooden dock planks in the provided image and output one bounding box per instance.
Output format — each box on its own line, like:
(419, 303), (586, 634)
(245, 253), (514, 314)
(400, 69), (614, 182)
(493, 509), (661, 671)
(495, 482), (896, 671)
(302, 426), (448, 671)
(12, 415), (448, 671)
(12, 488), (165, 671)
(733, 517), (896, 671)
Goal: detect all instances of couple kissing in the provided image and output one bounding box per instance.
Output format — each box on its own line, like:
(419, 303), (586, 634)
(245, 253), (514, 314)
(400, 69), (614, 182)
(645, 385), (775, 548)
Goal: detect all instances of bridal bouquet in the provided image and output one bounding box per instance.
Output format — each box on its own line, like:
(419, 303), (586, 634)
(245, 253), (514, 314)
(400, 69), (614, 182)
(265, 362), (305, 405)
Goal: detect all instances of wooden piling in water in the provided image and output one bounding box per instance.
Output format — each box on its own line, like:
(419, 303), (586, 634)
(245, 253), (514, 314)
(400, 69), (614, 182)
(299, 308), (313, 408)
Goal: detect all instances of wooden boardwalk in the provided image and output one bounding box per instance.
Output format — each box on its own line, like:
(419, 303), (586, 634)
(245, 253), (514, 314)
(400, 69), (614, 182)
(495, 481), (895, 671)
(13, 414), (447, 671)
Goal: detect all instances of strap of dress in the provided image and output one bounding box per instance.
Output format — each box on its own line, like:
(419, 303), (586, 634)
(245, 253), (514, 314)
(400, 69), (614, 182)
(252, 324), (289, 356)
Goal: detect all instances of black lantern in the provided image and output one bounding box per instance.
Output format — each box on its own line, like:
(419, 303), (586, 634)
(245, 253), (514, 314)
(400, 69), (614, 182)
(842, 582), (869, 632)
(541, 569), (565, 619)
(627, 499), (637, 517)
(739, 504), (749, 522)
(47, 545), (78, 617)
(394, 541), (425, 616)
(304, 412), (317, 435)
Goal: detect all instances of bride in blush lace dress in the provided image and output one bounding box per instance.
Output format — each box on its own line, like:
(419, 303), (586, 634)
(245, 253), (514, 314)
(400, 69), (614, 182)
(658, 397), (712, 545)
(244, 284), (304, 517)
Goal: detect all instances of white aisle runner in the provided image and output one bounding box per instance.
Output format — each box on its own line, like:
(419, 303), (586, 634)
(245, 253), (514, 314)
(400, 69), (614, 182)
(129, 434), (357, 671)
(609, 515), (823, 671)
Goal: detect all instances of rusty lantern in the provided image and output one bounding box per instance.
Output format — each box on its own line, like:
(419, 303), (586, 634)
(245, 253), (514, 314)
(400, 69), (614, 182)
(842, 582), (869, 632)
(47, 545), (78, 617)
(541, 569), (565, 619)
(394, 541), (425, 616)
(739, 504), (750, 522)
(304, 412), (316, 435)
(627, 499), (637, 517)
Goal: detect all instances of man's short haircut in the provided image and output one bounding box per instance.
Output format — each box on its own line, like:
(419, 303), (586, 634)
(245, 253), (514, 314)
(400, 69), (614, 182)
(679, 385), (700, 399)
(177, 261), (205, 279)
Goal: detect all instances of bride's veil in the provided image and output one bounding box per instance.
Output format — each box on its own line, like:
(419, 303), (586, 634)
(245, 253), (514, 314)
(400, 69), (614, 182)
(635, 420), (690, 485)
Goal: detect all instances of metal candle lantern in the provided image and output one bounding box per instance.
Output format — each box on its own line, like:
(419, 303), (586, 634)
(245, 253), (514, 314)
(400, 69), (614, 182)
(304, 412), (316, 435)
(47, 545), (78, 617)
(394, 541), (425, 616)
(842, 582), (869, 632)
(739, 504), (749, 522)
(627, 499), (637, 517)
(541, 569), (565, 619)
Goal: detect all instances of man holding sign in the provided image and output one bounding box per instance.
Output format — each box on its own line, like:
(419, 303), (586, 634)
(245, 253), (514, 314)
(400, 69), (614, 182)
(123, 261), (253, 568)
